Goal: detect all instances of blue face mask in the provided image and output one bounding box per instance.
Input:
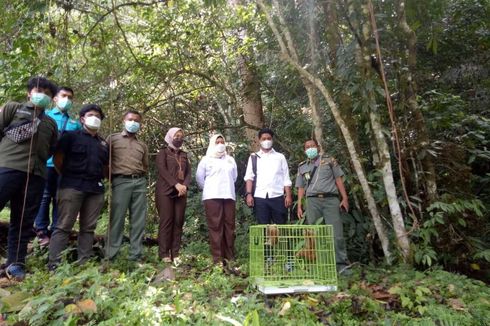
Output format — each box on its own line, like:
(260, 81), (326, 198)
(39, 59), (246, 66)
(305, 147), (318, 159)
(31, 92), (52, 108)
(125, 120), (140, 134)
(57, 97), (73, 111)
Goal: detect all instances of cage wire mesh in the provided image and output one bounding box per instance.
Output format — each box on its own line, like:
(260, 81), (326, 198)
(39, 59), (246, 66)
(249, 224), (338, 294)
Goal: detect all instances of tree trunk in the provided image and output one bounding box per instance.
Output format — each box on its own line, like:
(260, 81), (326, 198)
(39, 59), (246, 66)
(230, 0), (264, 149)
(359, 1), (411, 261)
(397, 0), (438, 203)
(369, 107), (411, 260)
(305, 0), (324, 148)
(238, 54), (264, 148)
(258, 0), (393, 264)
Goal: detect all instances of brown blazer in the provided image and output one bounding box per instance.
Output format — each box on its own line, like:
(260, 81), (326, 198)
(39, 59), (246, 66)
(156, 146), (191, 196)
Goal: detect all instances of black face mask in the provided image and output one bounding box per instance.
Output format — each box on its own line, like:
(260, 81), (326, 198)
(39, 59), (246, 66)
(172, 138), (184, 148)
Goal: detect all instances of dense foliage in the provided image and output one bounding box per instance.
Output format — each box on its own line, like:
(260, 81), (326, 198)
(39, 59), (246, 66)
(0, 0), (488, 323)
(1, 230), (489, 325)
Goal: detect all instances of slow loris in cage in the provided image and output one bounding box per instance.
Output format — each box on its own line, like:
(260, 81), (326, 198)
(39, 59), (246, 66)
(265, 224), (279, 246)
(295, 229), (316, 261)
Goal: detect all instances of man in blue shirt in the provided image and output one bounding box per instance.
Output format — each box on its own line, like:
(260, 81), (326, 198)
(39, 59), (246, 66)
(34, 87), (81, 247)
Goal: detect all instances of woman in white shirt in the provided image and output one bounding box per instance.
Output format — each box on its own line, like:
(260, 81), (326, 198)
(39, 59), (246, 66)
(196, 134), (237, 265)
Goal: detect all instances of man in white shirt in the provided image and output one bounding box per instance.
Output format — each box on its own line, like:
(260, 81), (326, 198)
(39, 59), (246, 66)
(244, 128), (293, 224)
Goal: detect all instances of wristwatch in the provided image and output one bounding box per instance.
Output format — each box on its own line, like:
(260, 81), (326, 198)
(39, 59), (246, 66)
(245, 192), (253, 196)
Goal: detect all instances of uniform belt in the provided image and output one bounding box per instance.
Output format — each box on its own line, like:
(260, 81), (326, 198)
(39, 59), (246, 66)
(307, 193), (338, 198)
(112, 174), (145, 179)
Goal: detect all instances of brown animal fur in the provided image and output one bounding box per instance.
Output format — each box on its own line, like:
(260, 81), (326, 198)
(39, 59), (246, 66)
(265, 224), (279, 246)
(295, 229), (316, 261)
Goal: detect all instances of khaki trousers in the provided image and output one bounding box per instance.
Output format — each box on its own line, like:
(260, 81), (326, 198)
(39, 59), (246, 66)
(105, 176), (147, 260)
(49, 188), (104, 265)
(305, 196), (348, 269)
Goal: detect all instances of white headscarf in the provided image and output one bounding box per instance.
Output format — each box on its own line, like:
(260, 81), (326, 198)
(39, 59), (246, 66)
(206, 133), (226, 158)
(165, 127), (183, 150)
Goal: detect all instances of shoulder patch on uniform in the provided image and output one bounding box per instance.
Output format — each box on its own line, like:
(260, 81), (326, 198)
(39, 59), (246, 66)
(323, 156), (338, 166)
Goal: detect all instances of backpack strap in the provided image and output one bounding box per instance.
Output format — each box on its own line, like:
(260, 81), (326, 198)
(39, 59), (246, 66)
(250, 153), (258, 194)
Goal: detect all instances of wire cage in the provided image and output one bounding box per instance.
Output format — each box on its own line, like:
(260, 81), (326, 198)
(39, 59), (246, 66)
(249, 224), (338, 294)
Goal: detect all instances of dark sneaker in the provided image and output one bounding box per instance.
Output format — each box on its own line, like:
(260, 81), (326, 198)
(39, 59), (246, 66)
(47, 263), (58, 272)
(5, 264), (26, 281)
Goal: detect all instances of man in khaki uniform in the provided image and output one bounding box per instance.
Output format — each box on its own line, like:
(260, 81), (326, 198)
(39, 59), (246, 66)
(105, 110), (149, 261)
(296, 139), (350, 274)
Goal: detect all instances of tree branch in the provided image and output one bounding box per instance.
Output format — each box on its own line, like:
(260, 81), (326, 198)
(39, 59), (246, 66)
(111, 0), (145, 67)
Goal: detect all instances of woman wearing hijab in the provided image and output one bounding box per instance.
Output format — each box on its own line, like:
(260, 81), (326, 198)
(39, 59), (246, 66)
(156, 127), (191, 263)
(196, 134), (237, 265)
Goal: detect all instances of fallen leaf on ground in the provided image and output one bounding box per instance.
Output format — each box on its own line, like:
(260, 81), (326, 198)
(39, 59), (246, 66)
(279, 301), (291, 316)
(216, 314), (241, 326)
(335, 292), (351, 300)
(306, 296), (319, 307)
(152, 266), (176, 284)
(231, 295), (244, 304)
(76, 299), (97, 314)
(448, 298), (466, 311)
(0, 278), (18, 288)
(162, 304), (176, 312)
(361, 283), (393, 301)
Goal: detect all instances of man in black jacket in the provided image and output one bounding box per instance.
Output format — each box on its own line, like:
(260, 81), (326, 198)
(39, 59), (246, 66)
(48, 104), (109, 269)
(0, 76), (58, 280)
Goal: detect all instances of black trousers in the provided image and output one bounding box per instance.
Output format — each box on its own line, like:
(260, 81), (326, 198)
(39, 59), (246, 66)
(254, 196), (287, 224)
(0, 168), (45, 265)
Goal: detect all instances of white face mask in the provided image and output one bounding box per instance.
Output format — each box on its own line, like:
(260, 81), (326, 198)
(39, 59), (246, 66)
(124, 120), (140, 133)
(215, 143), (226, 153)
(84, 116), (101, 130)
(260, 140), (273, 150)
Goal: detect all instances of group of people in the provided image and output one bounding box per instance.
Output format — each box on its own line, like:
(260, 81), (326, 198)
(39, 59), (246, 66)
(0, 76), (350, 281)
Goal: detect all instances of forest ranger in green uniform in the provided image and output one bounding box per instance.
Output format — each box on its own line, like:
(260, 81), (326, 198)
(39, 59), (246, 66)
(295, 139), (351, 274)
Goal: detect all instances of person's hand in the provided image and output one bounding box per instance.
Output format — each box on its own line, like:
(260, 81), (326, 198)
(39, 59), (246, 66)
(284, 194), (293, 208)
(297, 205), (304, 219)
(340, 198), (349, 213)
(246, 194), (254, 207)
(175, 183), (187, 197)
